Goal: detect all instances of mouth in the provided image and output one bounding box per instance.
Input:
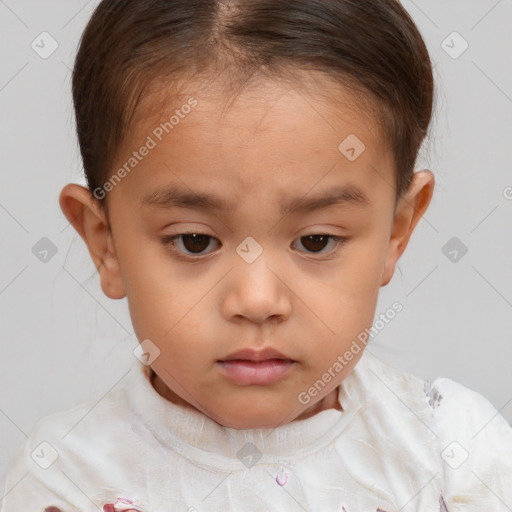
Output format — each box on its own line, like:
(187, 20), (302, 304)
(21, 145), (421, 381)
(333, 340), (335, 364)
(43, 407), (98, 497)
(217, 347), (296, 386)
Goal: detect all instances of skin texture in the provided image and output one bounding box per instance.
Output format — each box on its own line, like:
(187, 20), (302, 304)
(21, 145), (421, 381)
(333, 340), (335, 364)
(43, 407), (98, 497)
(59, 75), (434, 429)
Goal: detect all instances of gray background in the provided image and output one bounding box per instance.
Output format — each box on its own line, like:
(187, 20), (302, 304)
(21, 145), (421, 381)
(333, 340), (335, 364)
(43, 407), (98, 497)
(1, 0), (511, 490)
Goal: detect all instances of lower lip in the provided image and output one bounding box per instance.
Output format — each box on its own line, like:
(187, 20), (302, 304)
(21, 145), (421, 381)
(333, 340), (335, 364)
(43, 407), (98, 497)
(216, 359), (295, 385)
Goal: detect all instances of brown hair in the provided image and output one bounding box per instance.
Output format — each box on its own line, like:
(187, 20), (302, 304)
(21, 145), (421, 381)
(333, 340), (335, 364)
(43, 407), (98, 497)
(72, 0), (435, 220)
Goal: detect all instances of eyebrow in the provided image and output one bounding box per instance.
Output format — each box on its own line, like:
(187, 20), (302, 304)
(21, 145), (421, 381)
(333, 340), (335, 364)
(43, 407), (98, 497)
(141, 183), (370, 216)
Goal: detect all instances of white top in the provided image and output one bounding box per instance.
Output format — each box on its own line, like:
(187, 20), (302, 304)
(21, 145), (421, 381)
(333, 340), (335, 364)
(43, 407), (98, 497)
(1, 350), (512, 512)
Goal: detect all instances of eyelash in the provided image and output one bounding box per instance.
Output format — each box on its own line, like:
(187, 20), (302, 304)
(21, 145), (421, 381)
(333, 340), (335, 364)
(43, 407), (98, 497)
(160, 230), (348, 260)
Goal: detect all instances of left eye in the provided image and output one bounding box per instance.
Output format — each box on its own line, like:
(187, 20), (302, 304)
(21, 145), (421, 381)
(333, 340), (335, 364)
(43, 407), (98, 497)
(292, 234), (346, 254)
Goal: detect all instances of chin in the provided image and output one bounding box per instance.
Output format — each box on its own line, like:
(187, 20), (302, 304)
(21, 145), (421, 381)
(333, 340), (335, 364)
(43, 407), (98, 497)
(206, 407), (300, 430)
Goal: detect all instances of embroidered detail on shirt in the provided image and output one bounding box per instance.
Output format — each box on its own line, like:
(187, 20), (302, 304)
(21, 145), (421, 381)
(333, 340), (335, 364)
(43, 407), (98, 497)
(343, 508), (390, 511)
(103, 496), (143, 512)
(439, 495), (450, 511)
(275, 467), (288, 486)
(424, 380), (443, 408)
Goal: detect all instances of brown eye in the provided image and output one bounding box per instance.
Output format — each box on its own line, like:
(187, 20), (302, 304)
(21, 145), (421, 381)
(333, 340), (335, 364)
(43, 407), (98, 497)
(181, 233), (211, 253)
(294, 234), (346, 254)
(300, 235), (330, 252)
(161, 232), (220, 256)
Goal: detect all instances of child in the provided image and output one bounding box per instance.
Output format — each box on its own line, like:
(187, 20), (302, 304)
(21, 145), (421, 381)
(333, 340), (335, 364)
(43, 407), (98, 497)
(2, 0), (511, 510)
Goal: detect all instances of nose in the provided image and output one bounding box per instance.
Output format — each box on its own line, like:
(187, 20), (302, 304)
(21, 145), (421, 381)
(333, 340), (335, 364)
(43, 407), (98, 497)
(221, 249), (292, 325)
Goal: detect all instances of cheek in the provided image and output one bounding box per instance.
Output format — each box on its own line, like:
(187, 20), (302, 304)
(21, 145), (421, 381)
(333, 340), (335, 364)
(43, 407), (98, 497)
(122, 261), (216, 354)
(292, 236), (385, 355)
(115, 240), (181, 339)
(350, 225), (389, 276)
(299, 231), (385, 303)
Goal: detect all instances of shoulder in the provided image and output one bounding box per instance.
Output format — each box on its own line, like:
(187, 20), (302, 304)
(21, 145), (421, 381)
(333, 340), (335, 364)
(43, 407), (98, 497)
(353, 349), (508, 423)
(1, 362), (145, 509)
(354, 349), (512, 448)
(349, 350), (512, 508)
(26, 364), (139, 457)
(427, 374), (512, 508)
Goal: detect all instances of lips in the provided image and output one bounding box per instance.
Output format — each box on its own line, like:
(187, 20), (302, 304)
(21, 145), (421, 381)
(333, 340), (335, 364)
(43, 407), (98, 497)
(218, 347), (293, 363)
(217, 347), (296, 385)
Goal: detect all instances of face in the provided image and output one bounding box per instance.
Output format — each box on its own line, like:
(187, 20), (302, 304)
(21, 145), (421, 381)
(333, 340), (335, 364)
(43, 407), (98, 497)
(60, 74), (434, 429)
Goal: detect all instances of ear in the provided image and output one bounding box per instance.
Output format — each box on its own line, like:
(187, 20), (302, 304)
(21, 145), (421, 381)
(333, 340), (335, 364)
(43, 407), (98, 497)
(380, 169), (435, 287)
(59, 183), (126, 299)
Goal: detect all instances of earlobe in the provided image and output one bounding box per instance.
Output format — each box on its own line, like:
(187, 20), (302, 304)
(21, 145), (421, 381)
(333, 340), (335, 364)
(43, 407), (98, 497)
(380, 170), (435, 287)
(59, 183), (126, 299)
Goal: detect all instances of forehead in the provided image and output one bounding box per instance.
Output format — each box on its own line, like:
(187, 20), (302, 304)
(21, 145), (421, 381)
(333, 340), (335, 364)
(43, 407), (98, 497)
(109, 73), (395, 213)
(134, 70), (384, 145)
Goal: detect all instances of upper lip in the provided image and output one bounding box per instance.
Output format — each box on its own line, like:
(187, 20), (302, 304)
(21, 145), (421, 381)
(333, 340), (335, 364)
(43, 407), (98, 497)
(218, 347), (294, 362)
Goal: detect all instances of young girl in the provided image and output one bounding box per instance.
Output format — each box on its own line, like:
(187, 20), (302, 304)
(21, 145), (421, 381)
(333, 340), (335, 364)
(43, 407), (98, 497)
(2, 0), (511, 510)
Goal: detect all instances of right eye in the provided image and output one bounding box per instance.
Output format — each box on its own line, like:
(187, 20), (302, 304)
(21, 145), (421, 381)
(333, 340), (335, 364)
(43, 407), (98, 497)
(160, 232), (221, 257)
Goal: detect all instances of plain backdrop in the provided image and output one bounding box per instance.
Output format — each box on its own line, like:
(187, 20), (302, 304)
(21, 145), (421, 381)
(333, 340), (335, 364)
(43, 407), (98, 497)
(1, 0), (511, 490)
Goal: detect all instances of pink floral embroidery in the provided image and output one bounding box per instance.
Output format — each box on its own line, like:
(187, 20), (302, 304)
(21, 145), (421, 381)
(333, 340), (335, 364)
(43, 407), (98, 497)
(103, 496), (142, 512)
(341, 496), (449, 512)
(275, 468), (288, 486)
